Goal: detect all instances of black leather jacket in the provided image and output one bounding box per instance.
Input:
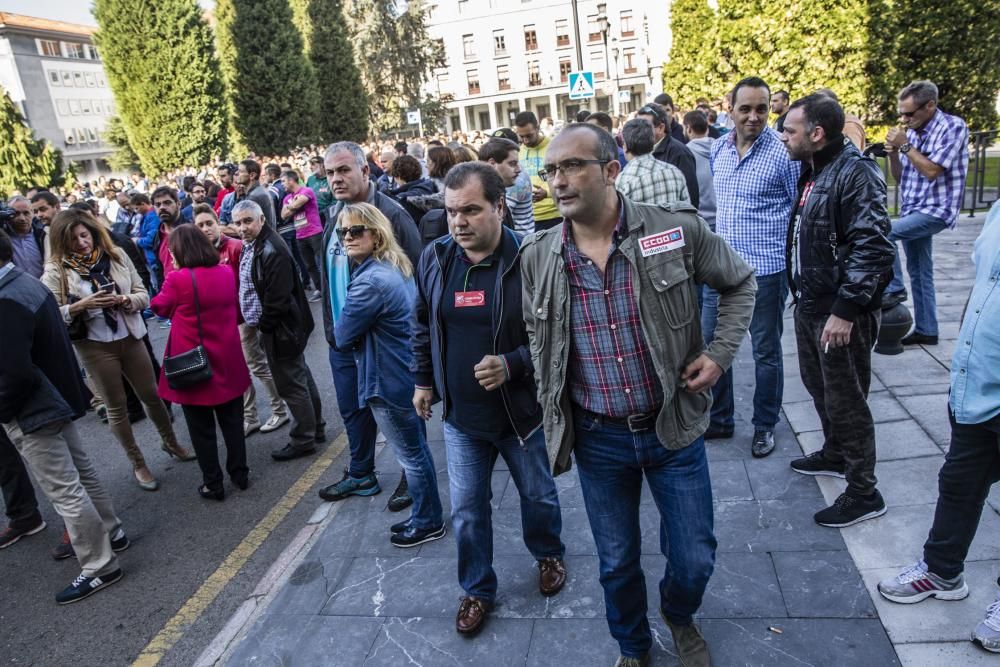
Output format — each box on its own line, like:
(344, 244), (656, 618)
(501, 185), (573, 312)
(250, 223), (314, 357)
(785, 137), (895, 319)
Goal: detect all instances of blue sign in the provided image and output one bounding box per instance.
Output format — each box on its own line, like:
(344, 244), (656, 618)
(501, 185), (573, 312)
(568, 71), (595, 100)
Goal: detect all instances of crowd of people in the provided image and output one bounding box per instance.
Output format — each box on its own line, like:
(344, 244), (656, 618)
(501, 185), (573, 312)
(2, 74), (999, 666)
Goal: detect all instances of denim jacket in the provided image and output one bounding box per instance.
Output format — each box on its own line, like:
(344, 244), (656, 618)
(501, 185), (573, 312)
(333, 257), (416, 410)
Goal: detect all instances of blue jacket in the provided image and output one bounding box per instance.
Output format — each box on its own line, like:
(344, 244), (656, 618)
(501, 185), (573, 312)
(411, 227), (541, 440)
(135, 209), (161, 267)
(333, 257), (416, 410)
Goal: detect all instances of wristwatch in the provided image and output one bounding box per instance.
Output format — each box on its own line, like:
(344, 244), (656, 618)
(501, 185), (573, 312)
(899, 143), (912, 154)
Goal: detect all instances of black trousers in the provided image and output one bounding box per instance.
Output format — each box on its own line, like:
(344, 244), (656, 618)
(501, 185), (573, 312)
(180, 396), (247, 492)
(0, 428), (41, 528)
(794, 307), (879, 496)
(924, 411), (1000, 580)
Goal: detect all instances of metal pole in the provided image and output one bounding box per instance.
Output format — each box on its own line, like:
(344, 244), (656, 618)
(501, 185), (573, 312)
(571, 0), (583, 72)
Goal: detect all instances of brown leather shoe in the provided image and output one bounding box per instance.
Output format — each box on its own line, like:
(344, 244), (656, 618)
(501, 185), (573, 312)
(538, 557), (567, 596)
(455, 596), (491, 635)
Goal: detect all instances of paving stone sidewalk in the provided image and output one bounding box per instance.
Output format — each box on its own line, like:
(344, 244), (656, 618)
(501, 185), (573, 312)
(212, 212), (993, 666)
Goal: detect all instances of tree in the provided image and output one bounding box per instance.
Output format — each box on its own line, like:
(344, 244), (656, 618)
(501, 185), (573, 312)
(94, 0), (228, 175)
(346, 0), (445, 134)
(308, 0), (369, 141)
(215, 0), (321, 154)
(0, 87), (58, 198)
(102, 116), (141, 173)
(662, 0), (721, 106)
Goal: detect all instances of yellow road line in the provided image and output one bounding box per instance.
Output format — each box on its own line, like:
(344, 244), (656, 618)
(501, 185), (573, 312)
(133, 434), (347, 667)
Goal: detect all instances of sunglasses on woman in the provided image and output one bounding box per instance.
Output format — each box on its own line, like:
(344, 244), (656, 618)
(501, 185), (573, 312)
(335, 225), (371, 240)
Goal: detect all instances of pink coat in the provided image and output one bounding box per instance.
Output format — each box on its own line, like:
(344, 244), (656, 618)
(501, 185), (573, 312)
(151, 264), (250, 406)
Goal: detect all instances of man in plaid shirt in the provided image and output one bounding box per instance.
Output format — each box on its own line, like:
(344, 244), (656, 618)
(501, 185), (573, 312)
(615, 119), (690, 206)
(883, 80), (969, 346)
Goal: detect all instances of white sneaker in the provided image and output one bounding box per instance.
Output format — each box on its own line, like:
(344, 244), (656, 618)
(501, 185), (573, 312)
(973, 590), (1000, 653)
(260, 413), (289, 433)
(244, 420), (261, 437)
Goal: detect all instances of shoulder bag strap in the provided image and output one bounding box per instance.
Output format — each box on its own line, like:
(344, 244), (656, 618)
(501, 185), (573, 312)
(188, 268), (205, 345)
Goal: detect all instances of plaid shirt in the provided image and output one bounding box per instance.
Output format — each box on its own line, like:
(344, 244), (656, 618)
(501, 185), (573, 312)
(615, 153), (690, 206)
(900, 109), (969, 227)
(711, 127), (800, 275)
(564, 210), (663, 417)
(238, 240), (262, 326)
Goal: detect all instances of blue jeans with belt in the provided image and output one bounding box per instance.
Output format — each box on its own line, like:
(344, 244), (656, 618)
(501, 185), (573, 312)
(885, 211), (949, 336)
(573, 410), (716, 658)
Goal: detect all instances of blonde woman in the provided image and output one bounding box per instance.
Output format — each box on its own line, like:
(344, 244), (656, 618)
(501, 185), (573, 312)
(325, 202), (444, 548)
(42, 209), (194, 491)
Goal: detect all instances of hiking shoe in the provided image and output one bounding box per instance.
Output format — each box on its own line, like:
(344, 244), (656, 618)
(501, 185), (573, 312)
(814, 490), (886, 527)
(387, 472), (413, 512)
(109, 526), (130, 552)
(613, 655), (650, 667)
(52, 529), (74, 560)
(390, 523), (446, 548)
(56, 569), (122, 605)
(260, 413), (289, 433)
(751, 430), (776, 458)
(318, 471), (380, 501)
(973, 590), (1000, 653)
(0, 519), (46, 549)
(661, 609), (712, 667)
(877, 561), (968, 604)
(790, 451), (846, 479)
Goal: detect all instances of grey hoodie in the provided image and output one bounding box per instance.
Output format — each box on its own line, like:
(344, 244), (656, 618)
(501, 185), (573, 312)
(686, 137), (717, 228)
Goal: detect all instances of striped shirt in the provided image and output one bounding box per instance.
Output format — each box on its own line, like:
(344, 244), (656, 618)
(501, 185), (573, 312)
(900, 109), (969, 227)
(711, 128), (800, 275)
(615, 153), (690, 207)
(507, 170), (535, 234)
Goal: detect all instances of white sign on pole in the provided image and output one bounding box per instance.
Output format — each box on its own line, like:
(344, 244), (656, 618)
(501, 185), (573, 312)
(568, 71), (595, 100)
(406, 110), (421, 125)
(618, 90), (632, 103)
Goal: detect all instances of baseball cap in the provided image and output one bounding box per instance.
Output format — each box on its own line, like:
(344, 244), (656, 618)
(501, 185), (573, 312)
(491, 128), (518, 142)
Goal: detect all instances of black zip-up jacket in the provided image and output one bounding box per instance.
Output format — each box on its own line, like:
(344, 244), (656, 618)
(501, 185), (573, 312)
(411, 227), (542, 441)
(250, 224), (314, 356)
(785, 137), (895, 320)
(652, 135), (700, 209)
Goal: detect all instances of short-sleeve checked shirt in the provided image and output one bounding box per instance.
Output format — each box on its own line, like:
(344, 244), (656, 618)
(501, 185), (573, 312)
(900, 109), (969, 227)
(238, 240), (263, 326)
(711, 127), (800, 275)
(564, 208), (664, 417)
(615, 153), (690, 206)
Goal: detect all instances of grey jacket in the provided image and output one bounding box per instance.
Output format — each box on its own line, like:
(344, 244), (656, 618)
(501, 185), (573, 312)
(520, 197), (756, 475)
(686, 137), (718, 228)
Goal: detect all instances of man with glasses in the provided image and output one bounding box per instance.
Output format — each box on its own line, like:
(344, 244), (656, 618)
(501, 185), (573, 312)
(521, 123), (756, 667)
(180, 182), (208, 223)
(2, 197), (45, 278)
(882, 80), (969, 346)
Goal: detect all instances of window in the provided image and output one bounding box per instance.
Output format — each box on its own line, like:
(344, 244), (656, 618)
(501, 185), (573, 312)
(620, 11), (635, 38)
(81, 99), (92, 114)
(457, 0), (468, 14)
(64, 130), (76, 145)
(92, 100), (102, 114)
(48, 70), (61, 86)
(88, 128), (99, 143)
(107, 100), (115, 114)
(555, 19), (570, 47)
(527, 61), (541, 87)
(433, 38), (447, 68)
(97, 73), (107, 87)
(559, 57), (572, 83)
(69, 100), (81, 115)
(38, 40), (60, 57)
(62, 71), (72, 86)
(75, 128), (88, 143)
(462, 34), (476, 60)
(493, 30), (506, 55)
(73, 72), (84, 87)
(590, 50), (605, 80)
(587, 15), (601, 42)
(623, 48), (637, 74)
(64, 42), (85, 59)
(524, 25), (537, 51)
(85, 72), (96, 87)
(467, 69), (480, 95)
(497, 64), (510, 91)
(56, 99), (70, 115)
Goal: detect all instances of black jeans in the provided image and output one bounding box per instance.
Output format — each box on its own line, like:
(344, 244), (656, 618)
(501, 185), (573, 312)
(794, 308), (879, 496)
(180, 396), (248, 492)
(0, 428), (41, 528)
(923, 411), (1000, 580)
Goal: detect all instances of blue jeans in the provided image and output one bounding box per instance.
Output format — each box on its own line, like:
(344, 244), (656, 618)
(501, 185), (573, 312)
(328, 347), (377, 478)
(443, 422), (565, 602)
(573, 412), (716, 658)
(702, 270), (788, 431)
(369, 397), (443, 530)
(885, 212), (949, 336)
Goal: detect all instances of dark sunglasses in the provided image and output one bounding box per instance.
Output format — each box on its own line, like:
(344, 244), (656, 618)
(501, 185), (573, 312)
(336, 225), (371, 240)
(899, 100), (930, 119)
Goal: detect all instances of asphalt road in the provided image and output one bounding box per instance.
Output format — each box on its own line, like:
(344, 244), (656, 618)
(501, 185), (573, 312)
(0, 300), (353, 666)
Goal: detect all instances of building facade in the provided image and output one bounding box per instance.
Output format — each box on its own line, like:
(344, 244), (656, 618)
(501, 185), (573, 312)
(425, 0), (671, 134)
(0, 13), (114, 176)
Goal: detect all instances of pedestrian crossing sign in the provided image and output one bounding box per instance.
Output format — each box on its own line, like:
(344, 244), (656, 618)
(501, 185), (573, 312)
(568, 71), (595, 100)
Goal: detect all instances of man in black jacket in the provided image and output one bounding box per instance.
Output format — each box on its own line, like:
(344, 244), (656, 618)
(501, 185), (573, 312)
(637, 103), (700, 208)
(0, 230), (126, 603)
(234, 200), (324, 462)
(411, 164), (566, 636)
(781, 93), (896, 528)
(2, 196), (46, 278)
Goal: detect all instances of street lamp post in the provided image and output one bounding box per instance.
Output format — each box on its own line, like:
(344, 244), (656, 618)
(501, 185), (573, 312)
(597, 3), (610, 114)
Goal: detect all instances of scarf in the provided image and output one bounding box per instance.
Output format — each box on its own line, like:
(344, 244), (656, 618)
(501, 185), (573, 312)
(63, 248), (119, 332)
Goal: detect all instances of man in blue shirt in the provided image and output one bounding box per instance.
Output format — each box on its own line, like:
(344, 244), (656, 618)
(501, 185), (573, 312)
(706, 76), (800, 458)
(877, 200), (1000, 653)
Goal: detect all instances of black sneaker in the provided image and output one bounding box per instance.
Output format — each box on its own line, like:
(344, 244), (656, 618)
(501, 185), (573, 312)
(55, 569), (123, 605)
(703, 425), (734, 440)
(318, 471), (380, 501)
(790, 451), (847, 479)
(390, 523), (446, 548)
(901, 332), (938, 346)
(751, 430), (776, 458)
(109, 526), (129, 552)
(387, 472), (413, 512)
(390, 519), (411, 534)
(271, 444), (316, 461)
(815, 490), (887, 527)
(0, 519), (46, 549)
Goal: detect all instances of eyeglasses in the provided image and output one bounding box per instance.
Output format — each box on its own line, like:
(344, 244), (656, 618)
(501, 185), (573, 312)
(538, 159), (610, 182)
(336, 225), (370, 240)
(899, 100), (929, 119)
(637, 105), (665, 123)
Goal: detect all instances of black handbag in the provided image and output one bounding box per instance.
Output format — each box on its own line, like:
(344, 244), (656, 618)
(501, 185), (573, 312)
(162, 269), (214, 389)
(60, 269), (89, 341)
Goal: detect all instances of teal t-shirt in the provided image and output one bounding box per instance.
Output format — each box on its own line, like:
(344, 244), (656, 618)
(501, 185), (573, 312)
(326, 230), (350, 321)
